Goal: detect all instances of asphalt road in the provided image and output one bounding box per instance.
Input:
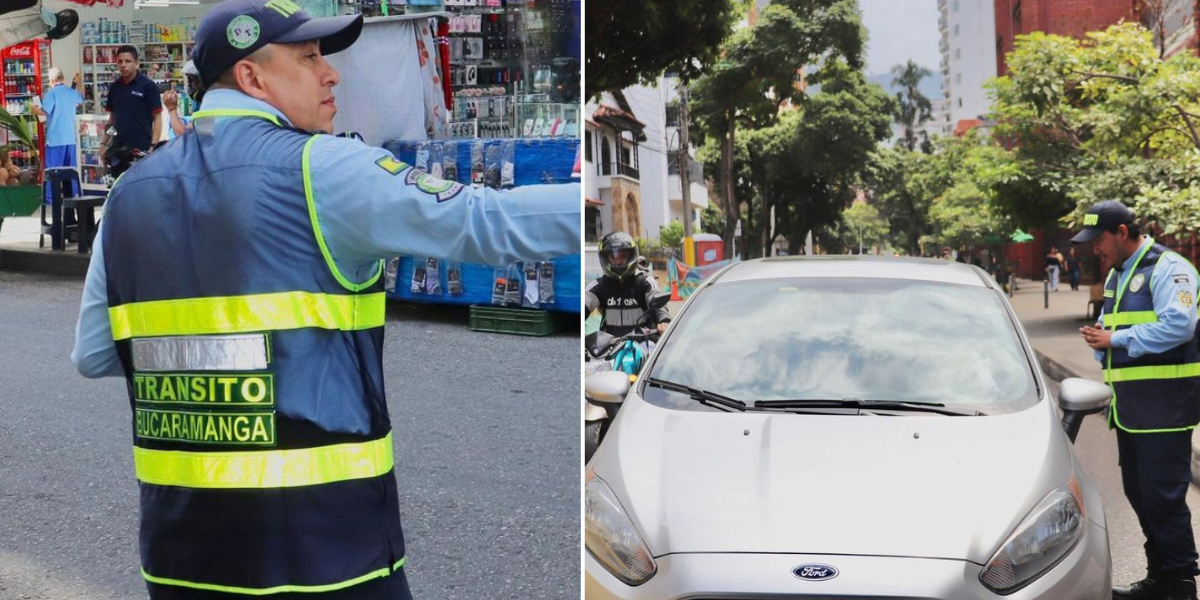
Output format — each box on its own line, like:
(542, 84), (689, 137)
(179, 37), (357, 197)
(0, 270), (580, 600)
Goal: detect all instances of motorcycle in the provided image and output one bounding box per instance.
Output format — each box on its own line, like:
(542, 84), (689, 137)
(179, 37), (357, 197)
(583, 291), (671, 463)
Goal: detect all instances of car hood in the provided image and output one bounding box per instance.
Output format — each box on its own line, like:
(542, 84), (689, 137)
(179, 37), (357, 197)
(592, 393), (1077, 564)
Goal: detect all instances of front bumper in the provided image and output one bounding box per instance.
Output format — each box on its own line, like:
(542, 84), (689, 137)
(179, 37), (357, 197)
(585, 520), (1110, 599)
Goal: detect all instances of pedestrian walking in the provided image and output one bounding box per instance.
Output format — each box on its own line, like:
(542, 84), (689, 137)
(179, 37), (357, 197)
(1046, 246), (1062, 291)
(1067, 246), (1081, 291)
(70, 0), (580, 597)
(1076, 200), (1200, 600)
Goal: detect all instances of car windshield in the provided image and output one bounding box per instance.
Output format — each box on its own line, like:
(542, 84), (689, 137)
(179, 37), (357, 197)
(644, 277), (1038, 414)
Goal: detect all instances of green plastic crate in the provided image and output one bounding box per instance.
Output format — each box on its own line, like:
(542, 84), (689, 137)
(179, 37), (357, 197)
(469, 306), (561, 336)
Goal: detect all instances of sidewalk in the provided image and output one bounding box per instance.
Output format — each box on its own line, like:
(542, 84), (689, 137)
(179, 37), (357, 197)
(0, 215), (94, 276)
(1007, 277), (1200, 488)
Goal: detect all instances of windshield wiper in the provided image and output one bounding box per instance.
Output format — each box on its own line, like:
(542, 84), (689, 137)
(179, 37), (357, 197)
(644, 377), (749, 412)
(753, 398), (983, 416)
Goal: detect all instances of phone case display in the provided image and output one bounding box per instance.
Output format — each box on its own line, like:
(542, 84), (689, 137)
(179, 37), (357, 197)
(383, 136), (578, 311)
(77, 115), (111, 192)
(0, 41), (50, 176)
(81, 41), (194, 115)
(383, 137), (576, 188)
(443, 0), (578, 139)
(392, 255), (580, 313)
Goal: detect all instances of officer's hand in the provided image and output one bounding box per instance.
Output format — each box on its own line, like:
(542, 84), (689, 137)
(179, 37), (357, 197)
(1080, 325), (1113, 350)
(657, 322), (669, 334)
(162, 90), (178, 111)
(73, 72), (81, 86)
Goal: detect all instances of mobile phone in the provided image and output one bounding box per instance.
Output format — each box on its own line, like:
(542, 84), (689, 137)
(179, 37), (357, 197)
(158, 82), (172, 93)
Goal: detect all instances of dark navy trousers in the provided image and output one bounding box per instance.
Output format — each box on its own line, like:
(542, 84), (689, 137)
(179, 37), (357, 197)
(1117, 428), (1200, 577)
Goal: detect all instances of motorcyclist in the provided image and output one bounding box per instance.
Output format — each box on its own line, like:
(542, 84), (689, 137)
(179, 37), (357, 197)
(587, 231), (670, 338)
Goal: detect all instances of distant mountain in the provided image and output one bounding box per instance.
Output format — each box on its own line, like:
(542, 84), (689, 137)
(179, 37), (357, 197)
(867, 70), (943, 102)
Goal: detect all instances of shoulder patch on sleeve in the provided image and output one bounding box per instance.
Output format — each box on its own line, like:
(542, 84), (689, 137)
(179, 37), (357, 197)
(375, 156), (409, 175)
(404, 169), (465, 203)
(1173, 273), (1191, 285)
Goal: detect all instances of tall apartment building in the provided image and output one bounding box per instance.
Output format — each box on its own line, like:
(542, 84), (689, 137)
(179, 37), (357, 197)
(940, 0), (999, 127)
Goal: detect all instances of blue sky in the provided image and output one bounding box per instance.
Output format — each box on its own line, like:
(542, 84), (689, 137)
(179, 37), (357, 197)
(860, 0), (941, 77)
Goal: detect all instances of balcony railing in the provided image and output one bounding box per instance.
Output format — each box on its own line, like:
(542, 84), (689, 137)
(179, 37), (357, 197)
(616, 162), (640, 179)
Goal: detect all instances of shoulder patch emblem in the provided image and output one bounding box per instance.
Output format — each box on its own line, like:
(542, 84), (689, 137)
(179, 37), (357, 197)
(375, 156), (409, 175)
(1181, 291), (1194, 307)
(1130, 274), (1146, 293)
(405, 169), (464, 203)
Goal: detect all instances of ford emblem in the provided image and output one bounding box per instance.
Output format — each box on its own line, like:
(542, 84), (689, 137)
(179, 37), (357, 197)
(792, 563), (839, 581)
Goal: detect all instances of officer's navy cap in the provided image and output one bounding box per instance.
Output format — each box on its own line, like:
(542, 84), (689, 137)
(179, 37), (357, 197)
(192, 0), (363, 87)
(1071, 200), (1135, 243)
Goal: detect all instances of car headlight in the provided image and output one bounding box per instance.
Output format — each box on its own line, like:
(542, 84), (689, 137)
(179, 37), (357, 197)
(585, 471), (657, 586)
(980, 477), (1085, 594)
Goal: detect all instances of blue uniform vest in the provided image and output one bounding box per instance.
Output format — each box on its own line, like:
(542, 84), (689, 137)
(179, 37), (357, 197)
(101, 111), (406, 593)
(1102, 242), (1200, 433)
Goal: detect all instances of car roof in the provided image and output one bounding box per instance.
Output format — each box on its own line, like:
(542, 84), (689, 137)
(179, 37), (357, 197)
(710, 256), (996, 288)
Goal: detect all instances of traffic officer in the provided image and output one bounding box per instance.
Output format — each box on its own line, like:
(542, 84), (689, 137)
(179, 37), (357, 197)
(70, 0), (579, 598)
(1076, 200), (1200, 600)
(586, 231), (670, 338)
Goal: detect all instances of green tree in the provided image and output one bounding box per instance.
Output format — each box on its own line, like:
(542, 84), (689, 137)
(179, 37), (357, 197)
(989, 22), (1200, 234)
(748, 61), (895, 256)
(585, 0), (741, 96)
(700, 203), (725, 235)
(691, 0), (867, 258)
(842, 202), (889, 253)
(891, 60), (934, 152)
(658, 220), (685, 252)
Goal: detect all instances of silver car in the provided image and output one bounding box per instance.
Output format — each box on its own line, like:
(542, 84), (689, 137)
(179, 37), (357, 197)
(585, 256), (1114, 599)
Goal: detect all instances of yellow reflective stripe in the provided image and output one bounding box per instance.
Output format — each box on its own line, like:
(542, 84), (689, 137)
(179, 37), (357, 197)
(1103, 311), (1158, 327)
(142, 557), (406, 595)
(1104, 362), (1200, 383)
(108, 291), (385, 340)
(301, 135), (383, 292)
(133, 432), (393, 489)
(191, 109), (282, 127)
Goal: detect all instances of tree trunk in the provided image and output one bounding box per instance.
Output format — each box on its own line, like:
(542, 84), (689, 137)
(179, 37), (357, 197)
(721, 112), (739, 260)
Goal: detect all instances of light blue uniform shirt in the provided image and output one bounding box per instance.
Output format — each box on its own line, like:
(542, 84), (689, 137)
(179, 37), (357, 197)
(73, 89), (580, 378)
(1094, 236), (1200, 363)
(41, 83), (82, 147)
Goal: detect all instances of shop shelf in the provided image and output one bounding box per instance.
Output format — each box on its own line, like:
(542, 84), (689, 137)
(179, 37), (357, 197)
(468, 305), (562, 336)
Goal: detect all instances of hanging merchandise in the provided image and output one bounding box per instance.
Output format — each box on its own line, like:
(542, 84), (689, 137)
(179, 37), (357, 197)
(522, 262), (538, 307)
(411, 259), (428, 294)
(384, 256), (401, 292)
(429, 142), (444, 179)
(503, 263), (522, 306)
(443, 141), (458, 182)
(500, 140), (515, 188)
(447, 262), (464, 296)
(538, 262), (555, 306)
(490, 267), (506, 305)
(470, 140), (485, 185)
(424, 257), (442, 295)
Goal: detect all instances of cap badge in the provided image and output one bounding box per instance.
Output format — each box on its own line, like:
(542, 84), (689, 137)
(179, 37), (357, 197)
(227, 15), (260, 49)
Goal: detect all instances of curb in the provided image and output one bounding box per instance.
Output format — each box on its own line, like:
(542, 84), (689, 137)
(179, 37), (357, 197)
(0, 244), (90, 277)
(1034, 348), (1200, 489)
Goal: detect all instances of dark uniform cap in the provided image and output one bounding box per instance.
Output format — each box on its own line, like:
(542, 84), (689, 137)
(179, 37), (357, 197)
(1071, 200), (1135, 244)
(191, 0), (363, 88)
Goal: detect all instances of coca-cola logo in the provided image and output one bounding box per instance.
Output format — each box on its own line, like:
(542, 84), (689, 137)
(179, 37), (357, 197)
(8, 47), (31, 57)
(792, 564), (839, 581)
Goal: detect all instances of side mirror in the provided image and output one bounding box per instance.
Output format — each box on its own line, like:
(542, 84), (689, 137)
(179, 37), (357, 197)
(1057, 378), (1111, 443)
(585, 371), (631, 404)
(648, 292), (671, 310)
(590, 331), (615, 355)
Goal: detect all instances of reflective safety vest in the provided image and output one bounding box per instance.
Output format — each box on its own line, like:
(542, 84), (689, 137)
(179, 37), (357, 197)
(101, 109), (406, 594)
(1102, 241), (1200, 433)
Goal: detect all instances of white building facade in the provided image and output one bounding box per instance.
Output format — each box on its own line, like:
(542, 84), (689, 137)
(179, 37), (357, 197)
(939, 0), (997, 127)
(583, 77), (708, 244)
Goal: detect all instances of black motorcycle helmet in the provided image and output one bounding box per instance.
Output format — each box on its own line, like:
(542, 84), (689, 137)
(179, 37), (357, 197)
(598, 231), (639, 281)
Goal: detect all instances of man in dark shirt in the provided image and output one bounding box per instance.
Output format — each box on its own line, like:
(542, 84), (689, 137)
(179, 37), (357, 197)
(101, 45), (163, 160)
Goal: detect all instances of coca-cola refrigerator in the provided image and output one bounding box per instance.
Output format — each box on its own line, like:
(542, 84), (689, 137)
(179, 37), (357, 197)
(0, 39), (50, 181)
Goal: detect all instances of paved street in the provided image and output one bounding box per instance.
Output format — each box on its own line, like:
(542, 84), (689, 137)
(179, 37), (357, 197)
(0, 270), (580, 600)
